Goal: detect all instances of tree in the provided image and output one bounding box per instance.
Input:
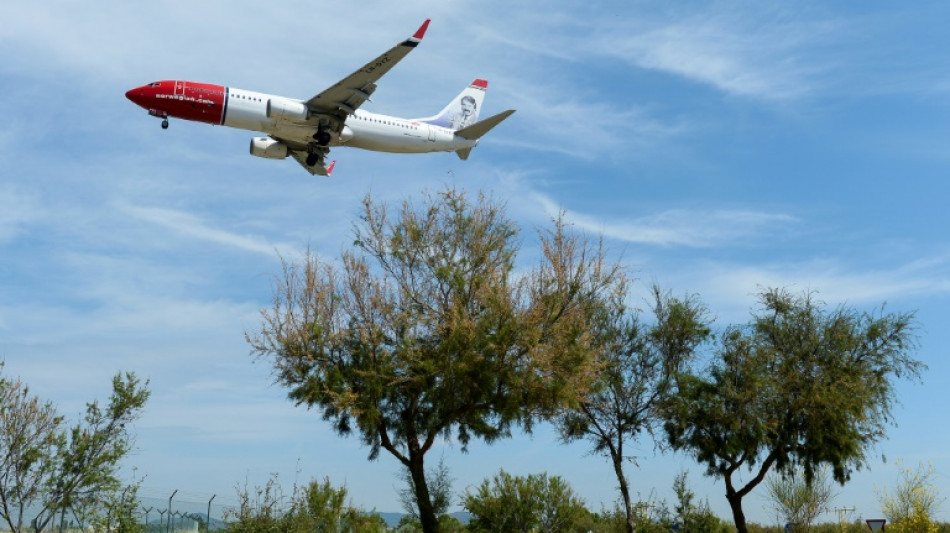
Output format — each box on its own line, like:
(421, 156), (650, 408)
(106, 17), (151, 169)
(0, 368), (150, 533)
(248, 188), (620, 533)
(764, 466), (836, 532)
(463, 471), (588, 533)
(556, 285), (711, 533)
(877, 460), (944, 533)
(662, 288), (923, 533)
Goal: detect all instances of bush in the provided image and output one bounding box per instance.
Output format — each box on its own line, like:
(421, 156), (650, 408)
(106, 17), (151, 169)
(225, 476), (386, 533)
(878, 460), (945, 533)
(463, 471), (589, 533)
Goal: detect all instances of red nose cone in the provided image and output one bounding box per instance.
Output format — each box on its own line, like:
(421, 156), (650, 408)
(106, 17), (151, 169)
(125, 86), (147, 107)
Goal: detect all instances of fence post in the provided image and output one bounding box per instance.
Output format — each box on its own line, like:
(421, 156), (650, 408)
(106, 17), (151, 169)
(167, 489), (178, 533)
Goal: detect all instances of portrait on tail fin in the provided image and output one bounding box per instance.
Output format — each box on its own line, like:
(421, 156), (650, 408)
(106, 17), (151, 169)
(419, 79), (488, 130)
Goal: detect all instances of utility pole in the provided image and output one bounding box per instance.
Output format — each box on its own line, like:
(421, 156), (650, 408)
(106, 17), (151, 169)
(836, 507), (856, 531)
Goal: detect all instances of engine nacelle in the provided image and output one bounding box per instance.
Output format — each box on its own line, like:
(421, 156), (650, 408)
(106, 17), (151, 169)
(266, 98), (309, 122)
(338, 125), (354, 143)
(249, 137), (289, 159)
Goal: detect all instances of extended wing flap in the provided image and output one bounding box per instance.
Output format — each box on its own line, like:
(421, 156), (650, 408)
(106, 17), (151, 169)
(290, 151), (334, 176)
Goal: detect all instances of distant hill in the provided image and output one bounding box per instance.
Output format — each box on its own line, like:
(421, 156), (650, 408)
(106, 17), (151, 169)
(375, 512), (471, 528)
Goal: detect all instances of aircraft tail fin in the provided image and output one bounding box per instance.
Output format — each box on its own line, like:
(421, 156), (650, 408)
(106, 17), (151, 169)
(455, 109), (516, 141)
(417, 79), (488, 130)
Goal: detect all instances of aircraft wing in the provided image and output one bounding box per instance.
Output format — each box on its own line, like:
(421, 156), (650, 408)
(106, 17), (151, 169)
(305, 19), (430, 121)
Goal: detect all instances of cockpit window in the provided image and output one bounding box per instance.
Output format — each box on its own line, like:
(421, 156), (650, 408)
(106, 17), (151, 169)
(149, 82), (161, 87)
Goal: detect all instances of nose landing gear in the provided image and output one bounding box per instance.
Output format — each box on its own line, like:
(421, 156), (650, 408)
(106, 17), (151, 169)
(148, 110), (170, 130)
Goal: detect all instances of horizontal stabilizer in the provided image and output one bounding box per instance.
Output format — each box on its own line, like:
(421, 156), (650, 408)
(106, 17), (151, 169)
(455, 109), (516, 141)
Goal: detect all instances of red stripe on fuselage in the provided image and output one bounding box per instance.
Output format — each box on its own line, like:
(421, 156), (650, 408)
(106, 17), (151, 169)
(126, 80), (227, 125)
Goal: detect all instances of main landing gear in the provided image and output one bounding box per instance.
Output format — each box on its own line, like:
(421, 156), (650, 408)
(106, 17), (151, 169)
(161, 119), (169, 129)
(306, 145), (330, 167)
(313, 127), (331, 146)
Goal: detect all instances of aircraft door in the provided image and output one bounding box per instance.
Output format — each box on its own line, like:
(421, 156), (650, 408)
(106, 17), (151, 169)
(175, 81), (185, 96)
(426, 124), (436, 142)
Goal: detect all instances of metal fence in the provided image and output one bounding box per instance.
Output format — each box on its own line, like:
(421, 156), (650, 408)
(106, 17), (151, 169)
(0, 489), (239, 532)
(135, 489), (237, 532)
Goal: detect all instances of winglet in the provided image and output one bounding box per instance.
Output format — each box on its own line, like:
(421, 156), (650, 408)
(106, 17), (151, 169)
(413, 19), (431, 40)
(402, 19), (430, 47)
(326, 160), (337, 176)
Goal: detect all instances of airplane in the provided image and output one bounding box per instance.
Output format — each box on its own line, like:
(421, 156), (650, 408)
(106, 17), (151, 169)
(125, 19), (515, 176)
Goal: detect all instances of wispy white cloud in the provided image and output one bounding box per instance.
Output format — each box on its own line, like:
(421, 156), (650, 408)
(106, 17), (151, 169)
(496, 78), (687, 160)
(0, 2), (465, 91)
(0, 183), (41, 244)
(637, 253), (950, 325)
(702, 255), (950, 307)
(586, 6), (836, 101)
(121, 204), (301, 258)
(532, 192), (798, 247)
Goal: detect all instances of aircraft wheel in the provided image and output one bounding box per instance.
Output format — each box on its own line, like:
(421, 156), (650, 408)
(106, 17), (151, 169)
(161, 119), (169, 129)
(306, 153), (319, 166)
(315, 130), (331, 146)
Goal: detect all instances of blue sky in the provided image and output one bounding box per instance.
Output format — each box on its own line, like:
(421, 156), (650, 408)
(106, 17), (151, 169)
(2, 0), (949, 525)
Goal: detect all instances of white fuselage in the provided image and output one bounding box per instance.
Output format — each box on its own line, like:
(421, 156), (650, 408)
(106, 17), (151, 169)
(222, 88), (476, 154)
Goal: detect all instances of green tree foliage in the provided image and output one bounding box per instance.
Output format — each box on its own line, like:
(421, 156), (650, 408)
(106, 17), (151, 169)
(0, 368), (150, 533)
(227, 476), (386, 533)
(662, 288), (923, 533)
(463, 470), (588, 533)
(764, 467), (836, 533)
(557, 285), (711, 533)
(672, 471), (730, 533)
(877, 460), (945, 533)
(248, 188), (622, 533)
(88, 475), (146, 533)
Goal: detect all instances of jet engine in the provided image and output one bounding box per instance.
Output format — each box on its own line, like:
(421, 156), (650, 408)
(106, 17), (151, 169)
(266, 98), (309, 122)
(338, 125), (354, 143)
(249, 137), (289, 159)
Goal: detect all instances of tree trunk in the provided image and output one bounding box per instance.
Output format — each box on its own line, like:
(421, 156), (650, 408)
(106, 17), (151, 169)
(611, 452), (636, 533)
(724, 452), (777, 533)
(408, 445), (439, 533)
(726, 488), (748, 533)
